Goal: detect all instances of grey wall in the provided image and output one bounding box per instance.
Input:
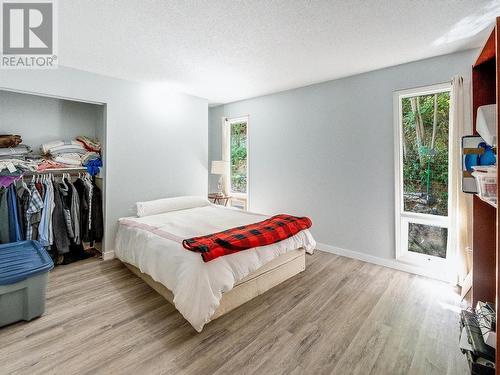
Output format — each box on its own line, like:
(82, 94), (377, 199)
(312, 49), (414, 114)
(0, 90), (103, 151)
(208, 105), (225, 190)
(1, 66), (208, 256)
(209, 50), (476, 260)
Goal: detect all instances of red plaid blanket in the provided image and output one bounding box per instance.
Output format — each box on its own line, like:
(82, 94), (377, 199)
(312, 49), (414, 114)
(182, 214), (312, 262)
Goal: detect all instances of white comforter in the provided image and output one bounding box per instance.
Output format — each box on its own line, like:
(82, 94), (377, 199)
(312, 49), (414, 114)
(114, 205), (315, 332)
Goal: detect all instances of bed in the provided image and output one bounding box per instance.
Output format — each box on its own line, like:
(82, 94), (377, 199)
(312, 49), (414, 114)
(114, 196), (316, 332)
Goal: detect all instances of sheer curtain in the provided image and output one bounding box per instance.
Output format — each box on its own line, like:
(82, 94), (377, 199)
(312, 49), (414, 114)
(450, 75), (473, 288)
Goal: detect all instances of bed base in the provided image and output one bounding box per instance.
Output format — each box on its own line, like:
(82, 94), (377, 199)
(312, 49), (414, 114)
(123, 248), (306, 322)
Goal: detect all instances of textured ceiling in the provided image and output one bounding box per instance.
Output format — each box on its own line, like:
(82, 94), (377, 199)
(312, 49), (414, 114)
(58, 0), (500, 104)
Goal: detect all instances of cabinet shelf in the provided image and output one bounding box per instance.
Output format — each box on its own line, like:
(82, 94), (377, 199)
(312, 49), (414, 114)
(475, 194), (498, 209)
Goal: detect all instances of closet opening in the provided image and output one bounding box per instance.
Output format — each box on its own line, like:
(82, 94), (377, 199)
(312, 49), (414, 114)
(0, 88), (106, 266)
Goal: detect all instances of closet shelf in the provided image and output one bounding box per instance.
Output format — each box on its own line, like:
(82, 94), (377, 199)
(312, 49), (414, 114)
(475, 194), (498, 209)
(23, 167), (89, 175)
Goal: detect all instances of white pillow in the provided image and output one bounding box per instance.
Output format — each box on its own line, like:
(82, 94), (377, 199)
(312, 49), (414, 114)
(136, 196), (210, 217)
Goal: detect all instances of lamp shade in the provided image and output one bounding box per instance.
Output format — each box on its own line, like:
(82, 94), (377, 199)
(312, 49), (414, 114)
(211, 160), (228, 175)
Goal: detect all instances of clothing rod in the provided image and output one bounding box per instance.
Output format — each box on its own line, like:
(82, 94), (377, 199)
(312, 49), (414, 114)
(21, 168), (89, 176)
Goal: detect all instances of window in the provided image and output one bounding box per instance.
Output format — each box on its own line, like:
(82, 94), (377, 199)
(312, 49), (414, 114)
(394, 83), (451, 265)
(230, 120), (247, 194)
(224, 117), (248, 206)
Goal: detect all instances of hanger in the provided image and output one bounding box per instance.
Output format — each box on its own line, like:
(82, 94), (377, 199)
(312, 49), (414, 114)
(60, 172), (68, 190)
(20, 176), (30, 195)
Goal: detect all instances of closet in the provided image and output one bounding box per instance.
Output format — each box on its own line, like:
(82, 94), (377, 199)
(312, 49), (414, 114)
(0, 89), (106, 264)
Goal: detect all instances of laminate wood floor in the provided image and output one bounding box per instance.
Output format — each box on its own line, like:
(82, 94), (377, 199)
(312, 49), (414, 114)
(0, 251), (469, 375)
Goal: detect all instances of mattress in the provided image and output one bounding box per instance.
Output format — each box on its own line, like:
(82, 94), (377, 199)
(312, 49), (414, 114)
(115, 204), (315, 331)
(124, 248), (305, 321)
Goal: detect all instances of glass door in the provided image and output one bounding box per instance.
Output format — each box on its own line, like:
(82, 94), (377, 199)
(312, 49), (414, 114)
(224, 116), (249, 210)
(395, 83), (452, 266)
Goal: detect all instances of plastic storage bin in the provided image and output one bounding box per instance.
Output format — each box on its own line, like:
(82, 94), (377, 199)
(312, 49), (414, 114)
(0, 240), (54, 327)
(472, 165), (497, 205)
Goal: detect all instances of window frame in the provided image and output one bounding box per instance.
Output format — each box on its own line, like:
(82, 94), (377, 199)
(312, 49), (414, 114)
(224, 116), (249, 204)
(393, 82), (453, 267)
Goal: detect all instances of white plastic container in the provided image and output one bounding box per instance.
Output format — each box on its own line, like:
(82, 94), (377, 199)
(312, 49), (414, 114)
(471, 165), (497, 204)
(476, 104), (497, 147)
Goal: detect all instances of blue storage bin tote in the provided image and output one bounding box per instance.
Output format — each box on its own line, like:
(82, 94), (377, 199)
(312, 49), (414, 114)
(0, 241), (54, 327)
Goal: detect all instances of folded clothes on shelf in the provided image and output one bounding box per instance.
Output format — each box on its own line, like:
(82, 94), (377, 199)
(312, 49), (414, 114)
(49, 145), (87, 156)
(82, 152), (100, 164)
(0, 137), (102, 179)
(0, 159), (38, 174)
(0, 159), (38, 186)
(53, 153), (83, 166)
(0, 145), (31, 159)
(41, 140), (85, 155)
(76, 136), (101, 152)
(0, 134), (22, 148)
(36, 159), (71, 171)
(0, 170), (22, 178)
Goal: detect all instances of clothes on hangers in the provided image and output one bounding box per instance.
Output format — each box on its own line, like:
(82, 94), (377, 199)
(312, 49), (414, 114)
(0, 172), (104, 266)
(7, 185), (22, 242)
(39, 176), (57, 247)
(14, 187), (25, 241)
(0, 188), (10, 243)
(90, 182), (103, 242)
(73, 177), (91, 243)
(59, 178), (75, 240)
(69, 179), (81, 244)
(0, 175), (21, 188)
(59, 175), (81, 244)
(16, 184), (30, 239)
(52, 181), (70, 254)
(72, 175), (103, 244)
(25, 183), (43, 241)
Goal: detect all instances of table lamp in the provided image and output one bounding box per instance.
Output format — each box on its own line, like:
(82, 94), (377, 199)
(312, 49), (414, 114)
(211, 160), (228, 196)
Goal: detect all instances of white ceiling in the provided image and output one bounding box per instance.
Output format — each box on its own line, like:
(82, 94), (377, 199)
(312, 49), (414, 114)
(59, 0), (500, 104)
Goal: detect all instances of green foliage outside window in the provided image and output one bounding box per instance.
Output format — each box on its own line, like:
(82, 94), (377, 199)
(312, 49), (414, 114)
(230, 122), (247, 193)
(402, 92), (450, 216)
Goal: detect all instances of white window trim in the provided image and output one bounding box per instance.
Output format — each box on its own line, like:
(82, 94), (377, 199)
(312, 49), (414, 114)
(223, 116), (249, 208)
(393, 82), (453, 271)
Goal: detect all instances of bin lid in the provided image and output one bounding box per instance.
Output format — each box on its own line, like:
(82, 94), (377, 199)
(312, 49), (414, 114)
(0, 240), (54, 285)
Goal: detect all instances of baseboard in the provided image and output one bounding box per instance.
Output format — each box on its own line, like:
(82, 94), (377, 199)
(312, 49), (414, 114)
(104, 244), (449, 281)
(102, 250), (115, 260)
(315, 242), (452, 283)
